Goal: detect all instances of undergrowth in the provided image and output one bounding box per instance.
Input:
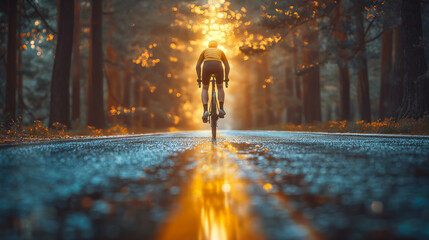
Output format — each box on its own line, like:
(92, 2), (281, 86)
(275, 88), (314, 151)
(281, 116), (429, 135)
(0, 120), (132, 143)
(1, 116), (428, 144)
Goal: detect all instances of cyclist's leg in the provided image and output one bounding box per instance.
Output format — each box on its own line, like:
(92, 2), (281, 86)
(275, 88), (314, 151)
(217, 84), (224, 107)
(214, 63), (225, 110)
(202, 84), (209, 106)
(201, 62), (211, 113)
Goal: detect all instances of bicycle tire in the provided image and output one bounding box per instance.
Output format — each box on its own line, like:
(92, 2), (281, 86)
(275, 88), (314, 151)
(211, 92), (217, 139)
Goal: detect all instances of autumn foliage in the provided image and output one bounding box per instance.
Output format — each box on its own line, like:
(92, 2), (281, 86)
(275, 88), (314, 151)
(282, 116), (429, 135)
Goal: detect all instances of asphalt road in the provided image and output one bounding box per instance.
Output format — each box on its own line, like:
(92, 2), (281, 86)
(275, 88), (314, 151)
(1, 131), (429, 240)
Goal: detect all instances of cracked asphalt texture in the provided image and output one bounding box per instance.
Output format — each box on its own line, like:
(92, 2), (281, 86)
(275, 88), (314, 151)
(0, 131), (428, 240)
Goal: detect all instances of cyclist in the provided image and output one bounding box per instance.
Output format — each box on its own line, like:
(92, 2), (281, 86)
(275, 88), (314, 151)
(196, 40), (230, 123)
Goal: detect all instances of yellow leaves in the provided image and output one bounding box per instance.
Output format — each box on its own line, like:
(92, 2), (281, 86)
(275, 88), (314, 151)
(172, 7), (177, 12)
(169, 56), (178, 62)
(168, 89), (173, 94)
(150, 86), (157, 93)
(21, 44), (27, 50)
(176, 93), (181, 98)
(47, 34), (54, 41)
(293, 11), (300, 19)
(240, 6), (247, 13)
(34, 20), (40, 26)
(173, 115), (180, 125)
(170, 43), (177, 49)
(133, 47), (160, 68)
(263, 183), (272, 192)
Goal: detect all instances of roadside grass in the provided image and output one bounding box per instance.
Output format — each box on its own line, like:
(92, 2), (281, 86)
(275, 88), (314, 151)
(0, 119), (174, 144)
(1, 116), (428, 143)
(280, 116), (429, 135)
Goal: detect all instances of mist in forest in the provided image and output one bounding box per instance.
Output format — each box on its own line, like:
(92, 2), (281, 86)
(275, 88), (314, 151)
(1, 0), (428, 131)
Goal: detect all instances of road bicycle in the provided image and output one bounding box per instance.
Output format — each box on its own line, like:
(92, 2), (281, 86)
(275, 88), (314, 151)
(199, 74), (228, 139)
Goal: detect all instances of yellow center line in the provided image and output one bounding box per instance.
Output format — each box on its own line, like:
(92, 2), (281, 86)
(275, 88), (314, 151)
(156, 141), (265, 240)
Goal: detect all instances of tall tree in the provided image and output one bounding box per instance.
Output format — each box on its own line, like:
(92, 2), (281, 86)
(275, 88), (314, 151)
(334, 0), (351, 121)
(397, 0), (428, 119)
(301, 21), (321, 122)
(256, 53), (273, 126)
(354, 0), (371, 122)
(242, 60), (252, 129)
(379, 5), (393, 119)
(105, 45), (122, 124)
(17, 0), (23, 116)
(49, 0), (74, 127)
(285, 53), (294, 123)
(386, 26), (404, 118)
(5, 0), (17, 124)
(122, 57), (131, 126)
(292, 31), (302, 124)
(87, 0), (106, 128)
(72, 0), (81, 122)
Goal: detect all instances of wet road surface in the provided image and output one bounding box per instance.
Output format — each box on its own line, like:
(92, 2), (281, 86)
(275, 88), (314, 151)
(1, 131), (429, 240)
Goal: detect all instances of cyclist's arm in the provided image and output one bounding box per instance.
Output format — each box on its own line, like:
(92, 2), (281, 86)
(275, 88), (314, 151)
(196, 51), (205, 80)
(221, 51), (230, 80)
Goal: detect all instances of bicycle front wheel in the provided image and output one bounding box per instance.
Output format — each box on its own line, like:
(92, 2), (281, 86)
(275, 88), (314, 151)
(211, 93), (217, 139)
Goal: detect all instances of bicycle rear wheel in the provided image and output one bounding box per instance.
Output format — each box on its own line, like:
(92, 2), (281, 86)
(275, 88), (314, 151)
(211, 93), (217, 139)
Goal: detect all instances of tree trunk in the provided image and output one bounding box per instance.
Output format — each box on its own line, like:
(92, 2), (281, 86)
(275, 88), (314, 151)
(49, 0), (74, 127)
(379, 10), (393, 119)
(243, 60), (252, 129)
(72, 0), (81, 122)
(397, 0), (429, 119)
(122, 57), (131, 126)
(285, 54), (294, 123)
(17, 0), (23, 117)
(132, 80), (140, 128)
(292, 32), (302, 124)
(257, 54), (273, 126)
(334, 0), (351, 121)
(105, 45), (122, 124)
(386, 26), (404, 118)
(301, 21), (322, 123)
(5, 0), (17, 124)
(354, 1), (371, 122)
(87, 0), (106, 128)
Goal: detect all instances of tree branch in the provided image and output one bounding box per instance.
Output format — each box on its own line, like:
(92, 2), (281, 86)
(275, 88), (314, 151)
(25, 0), (57, 34)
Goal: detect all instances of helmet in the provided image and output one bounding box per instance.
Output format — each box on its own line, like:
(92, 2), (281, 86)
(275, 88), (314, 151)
(208, 40), (218, 48)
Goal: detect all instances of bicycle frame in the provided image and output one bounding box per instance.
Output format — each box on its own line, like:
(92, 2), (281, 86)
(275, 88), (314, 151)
(198, 74), (227, 140)
(208, 75), (218, 139)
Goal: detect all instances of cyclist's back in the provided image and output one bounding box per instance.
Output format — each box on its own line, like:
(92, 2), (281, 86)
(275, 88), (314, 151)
(199, 47), (225, 62)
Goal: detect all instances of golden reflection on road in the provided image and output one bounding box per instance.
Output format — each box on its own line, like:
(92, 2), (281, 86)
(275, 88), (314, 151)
(157, 141), (264, 240)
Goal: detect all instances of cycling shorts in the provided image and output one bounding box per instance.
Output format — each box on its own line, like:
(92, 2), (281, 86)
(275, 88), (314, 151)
(202, 60), (224, 85)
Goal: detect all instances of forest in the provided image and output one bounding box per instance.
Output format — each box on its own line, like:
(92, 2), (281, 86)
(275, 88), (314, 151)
(1, 0), (429, 134)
